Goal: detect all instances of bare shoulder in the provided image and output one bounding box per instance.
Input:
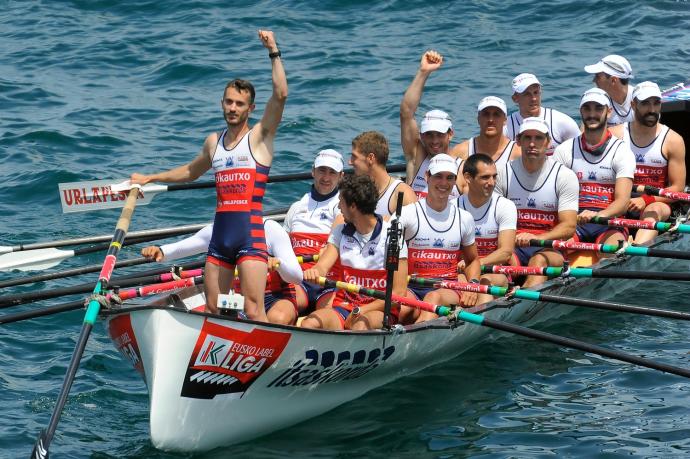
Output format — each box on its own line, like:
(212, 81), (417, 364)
(665, 127), (686, 154)
(510, 141), (522, 159)
(609, 124), (624, 139)
(451, 140), (469, 160)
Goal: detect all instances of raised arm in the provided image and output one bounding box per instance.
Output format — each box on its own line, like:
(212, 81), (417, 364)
(251, 30), (288, 164)
(400, 50), (443, 179)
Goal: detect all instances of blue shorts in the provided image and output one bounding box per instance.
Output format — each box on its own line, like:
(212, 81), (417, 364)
(207, 212), (268, 269)
(575, 223), (628, 244)
(297, 281), (336, 309)
(264, 285), (298, 315)
(407, 285), (435, 301)
(514, 247), (546, 266)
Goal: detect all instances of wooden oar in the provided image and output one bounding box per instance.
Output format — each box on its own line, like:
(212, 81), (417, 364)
(330, 276), (690, 379)
(0, 232), (188, 273)
(32, 187), (140, 458)
(0, 268), (203, 309)
(529, 239), (690, 261)
(1, 207), (288, 272)
(636, 185), (690, 202)
(59, 164), (406, 213)
(0, 222), (209, 255)
(480, 264), (690, 282)
(0, 275), (204, 325)
(411, 277), (690, 322)
(590, 216), (690, 234)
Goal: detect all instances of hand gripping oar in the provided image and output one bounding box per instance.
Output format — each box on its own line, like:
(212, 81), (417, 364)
(590, 216), (690, 234)
(410, 277), (690, 322)
(529, 239), (690, 261)
(480, 264), (690, 282)
(32, 187), (140, 459)
(0, 268), (203, 309)
(348, 276), (690, 379)
(636, 185), (690, 202)
(0, 275), (203, 325)
(59, 164), (407, 213)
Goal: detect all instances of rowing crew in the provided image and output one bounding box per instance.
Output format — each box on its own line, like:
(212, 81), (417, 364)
(130, 37), (685, 328)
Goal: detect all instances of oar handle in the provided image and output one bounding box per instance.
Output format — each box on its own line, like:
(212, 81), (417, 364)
(636, 185), (690, 202)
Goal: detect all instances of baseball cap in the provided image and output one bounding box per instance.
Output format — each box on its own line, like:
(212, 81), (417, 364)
(580, 87), (611, 107)
(518, 117), (549, 135)
(477, 96), (507, 115)
(512, 73), (541, 94)
(313, 149), (344, 172)
(632, 81), (662, 101)
(584, 55), (634, 79)
(427, 154), (458, 176)
(420, 109), (453, 133)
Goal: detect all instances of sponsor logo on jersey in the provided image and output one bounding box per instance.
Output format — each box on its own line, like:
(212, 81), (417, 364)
(527, 198), (536, 208)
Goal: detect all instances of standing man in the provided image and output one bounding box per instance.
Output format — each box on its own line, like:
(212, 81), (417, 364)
(455, 96), (521, 170)
(348, 131), (417, 217)
(301, 175), (409, 331)
(585, 54), (635, 126)
(400, 50), (462, 199)
(505, 73), (580, 155)
(496, 118), (579, 288)
(458, 153), (517, 303)
(284, 149), (345, 311)
(553, 88), (636, 255)
(618, 81), (686, 244)
(130, 30), (288, 320)
(398, 154), (480, 324)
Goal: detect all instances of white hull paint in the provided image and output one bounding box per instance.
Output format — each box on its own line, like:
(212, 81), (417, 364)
(104, 232), (688, 452)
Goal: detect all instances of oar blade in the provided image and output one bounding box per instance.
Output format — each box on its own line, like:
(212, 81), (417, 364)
(0, 248), (72, 272)
(58, 179), (163, 213)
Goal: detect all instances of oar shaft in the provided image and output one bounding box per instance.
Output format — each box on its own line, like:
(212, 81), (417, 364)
(456, 310), (690, 379)
(0, 300), (83, 325)
(590, 216), (676, 233)
(637, 185), (690, 202)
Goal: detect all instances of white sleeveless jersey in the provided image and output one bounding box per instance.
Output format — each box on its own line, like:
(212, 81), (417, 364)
(328, 217), (407, 308)
(553, 136), (635, 212)
(468, 137), (517, 172)
(399, 199), (475, 280)
(505, 107), (580, 155)
(607, 87), (634, 126)
(410, 156), (463, 200)
(284, 190), (340, 257)
(622, 122), (670, 188)
(457, 193), (517, 257)
(496, 157), (579, 234)
(210, 129), (269, 213)
(376, 178), (405, 217)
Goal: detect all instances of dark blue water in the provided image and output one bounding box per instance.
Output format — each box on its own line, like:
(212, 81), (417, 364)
(2, 1), (690, 457)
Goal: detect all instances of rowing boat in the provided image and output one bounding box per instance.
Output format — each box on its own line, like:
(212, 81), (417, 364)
(98, 85), (690, 452)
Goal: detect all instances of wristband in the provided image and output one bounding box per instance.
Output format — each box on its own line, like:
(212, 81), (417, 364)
(269, 50), (281, 59)
(641, 194), (656, 206)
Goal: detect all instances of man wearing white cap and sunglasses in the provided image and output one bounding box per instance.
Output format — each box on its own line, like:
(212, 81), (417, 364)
(284, 149), (346, 312)
(585, 54), (635, 126)
(456, 96), (521, 172)
(506, 73), (580, 156)
(553, 88), (635, 258)
(397, 153), (480, 324)
(496, 117), (579, 288)
(615, 81), (686, 245)
(400, 50), (463, 199)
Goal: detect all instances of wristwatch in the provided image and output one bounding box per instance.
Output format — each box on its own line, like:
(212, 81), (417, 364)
(351, 306), (361, 317)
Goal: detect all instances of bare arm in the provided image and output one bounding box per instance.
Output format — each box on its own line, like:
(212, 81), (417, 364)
(479, 229), (516, 266)
(598, 177), (632, 218)
(663, 130), (686, 194)
(302, 243), (339, 282)
(450, 140), (469, 161)
(540, 210), (577, 241)
(389, 182), (418, 214)
(250, 30), (288, 166)
(400, 50), (443, 180)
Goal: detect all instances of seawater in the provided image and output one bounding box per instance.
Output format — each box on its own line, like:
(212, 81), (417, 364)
(1, 1), (690, 457)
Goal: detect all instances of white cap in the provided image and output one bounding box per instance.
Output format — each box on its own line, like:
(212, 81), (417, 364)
(580, 87), (610, 107)
(420, 109), (452, 133)
(477, 96), (507, 115)
(584, 54), (634, 79)
(518, 117), (549, 135)
(512, 73), (541, 94)
(313, 149), (344, 172)
(427, 154), (458, 176)
(632, 81), (662, 101)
